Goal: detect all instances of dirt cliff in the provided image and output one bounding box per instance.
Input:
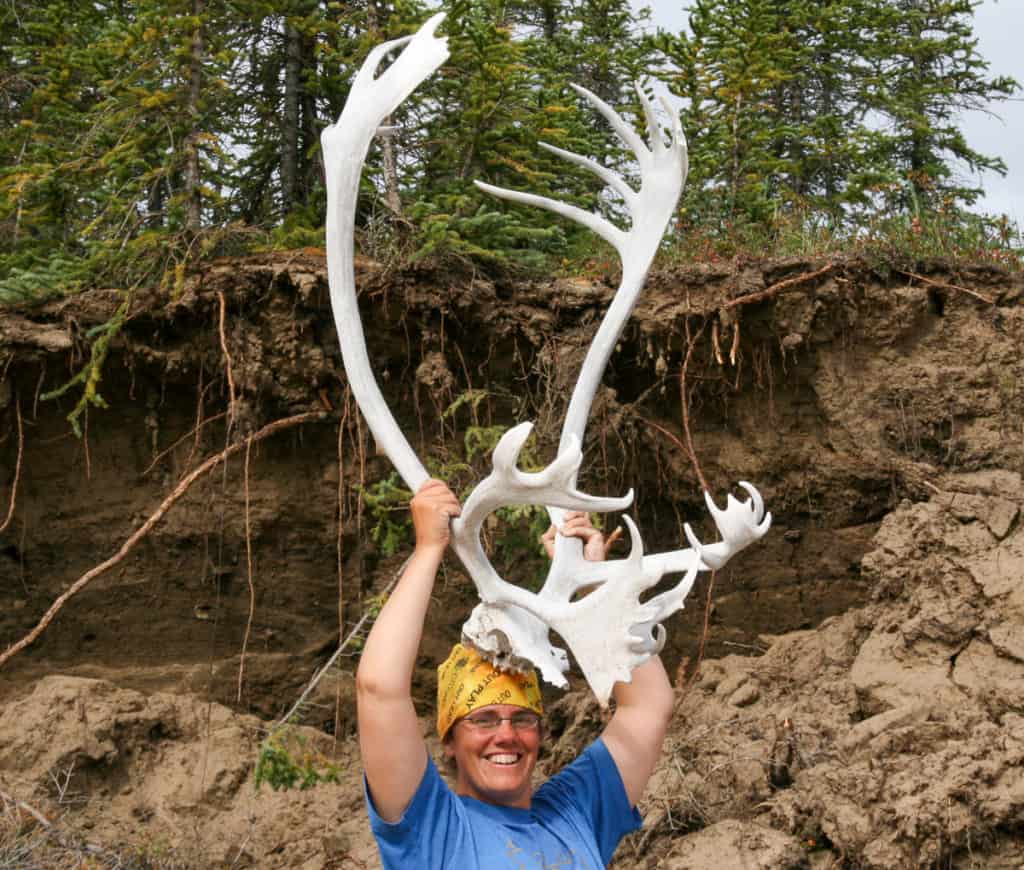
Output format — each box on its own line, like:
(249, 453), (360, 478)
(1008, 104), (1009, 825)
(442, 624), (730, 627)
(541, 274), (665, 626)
(0, 252), (1021, 867)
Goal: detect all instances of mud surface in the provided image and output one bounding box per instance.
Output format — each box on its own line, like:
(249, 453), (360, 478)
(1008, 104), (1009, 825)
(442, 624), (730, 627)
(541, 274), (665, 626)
(0, 252), (1021, 867)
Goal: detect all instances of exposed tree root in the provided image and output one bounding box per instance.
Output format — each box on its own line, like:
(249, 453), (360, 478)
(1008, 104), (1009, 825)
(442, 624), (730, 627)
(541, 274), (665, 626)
(679, 569), (717, 701)
(0, 411), (327, 670)
(0, 787), (51, 829)
(217, 290), (237, 419)
(0, 395), (23, 535)
(680, 319), (710, 492)
(897, 269), (996, 304)
(82, 408), (91, 480)
(641, 318), (717, 699)
(723, 262), (838, 310)
(237, 435), (256, 703)
(337, 393), (350, 634)
(142, 410), (227, 476)
(639, 319), (710, 492)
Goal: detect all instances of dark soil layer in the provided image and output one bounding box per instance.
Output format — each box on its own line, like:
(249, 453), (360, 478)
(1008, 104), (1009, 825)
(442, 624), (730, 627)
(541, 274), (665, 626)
(0, 252), (1021, 867)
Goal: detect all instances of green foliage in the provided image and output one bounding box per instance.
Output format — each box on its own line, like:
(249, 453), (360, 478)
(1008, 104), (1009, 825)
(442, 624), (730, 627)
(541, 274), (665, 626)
(491, 502), (552, 589)
(0, 0), (1018, 308)
(656, 0), (1019, 237)
(858, 205), (1023, 271)
(860, 0), (1018, 212)
(39, 298), (130, 436)
(0, 0), (237, 296)
(405, 0), (660, 268)
(361, 472), (414, 557)
(254, 727), (341, 792)
(0, 254), (89, 305)
(255, 208), (327, 252)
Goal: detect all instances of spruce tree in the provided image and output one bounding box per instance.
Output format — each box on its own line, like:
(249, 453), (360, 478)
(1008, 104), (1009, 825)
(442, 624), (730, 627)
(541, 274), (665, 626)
(0, 0), (235, 294)
(409, 0), (657, 266)
(659, 0), (797, 229)
(859, 0), (1018, 213)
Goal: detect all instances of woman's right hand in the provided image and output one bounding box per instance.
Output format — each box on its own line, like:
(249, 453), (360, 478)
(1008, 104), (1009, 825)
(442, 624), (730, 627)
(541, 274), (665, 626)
(540, 510), (621, 561)
(410, 479), (462, 553)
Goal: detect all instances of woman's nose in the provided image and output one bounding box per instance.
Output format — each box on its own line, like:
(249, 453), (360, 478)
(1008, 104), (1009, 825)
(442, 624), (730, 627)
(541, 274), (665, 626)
(494, 719), (519, 739)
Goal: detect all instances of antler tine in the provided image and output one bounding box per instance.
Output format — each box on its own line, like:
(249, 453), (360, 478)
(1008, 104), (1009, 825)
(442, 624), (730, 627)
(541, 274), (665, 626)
(353, 34), (415, 90)
(569, 83), (649, 162)
(460, 424), (633, 524)
(631, 541), (703, 647)
(659, 93), (687, 156)
(474, 181), (627, 254)
(738, 480), (767, 523)
(537, 141), (638, 209)
(635, 82), (665, 153)
(324, 14), (449, 494)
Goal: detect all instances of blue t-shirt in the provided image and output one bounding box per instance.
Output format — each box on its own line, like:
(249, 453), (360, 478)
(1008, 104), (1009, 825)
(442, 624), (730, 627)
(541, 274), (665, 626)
(367, 738), (642, 869)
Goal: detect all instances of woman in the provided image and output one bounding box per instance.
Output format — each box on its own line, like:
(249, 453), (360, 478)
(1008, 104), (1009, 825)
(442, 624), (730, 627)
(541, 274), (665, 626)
(357, 479), (675, 868)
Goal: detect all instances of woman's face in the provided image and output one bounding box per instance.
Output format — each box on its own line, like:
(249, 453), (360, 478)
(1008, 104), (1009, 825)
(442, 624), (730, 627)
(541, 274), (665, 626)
(444, 704), (542, 809)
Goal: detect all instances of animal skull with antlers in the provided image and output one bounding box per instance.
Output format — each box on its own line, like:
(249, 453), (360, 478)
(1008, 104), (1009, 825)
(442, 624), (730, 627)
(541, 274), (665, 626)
(322, 14), (771, 705)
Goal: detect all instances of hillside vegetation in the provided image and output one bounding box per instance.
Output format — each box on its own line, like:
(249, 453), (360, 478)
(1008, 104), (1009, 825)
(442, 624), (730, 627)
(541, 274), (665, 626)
(1, 0), (1020, 307)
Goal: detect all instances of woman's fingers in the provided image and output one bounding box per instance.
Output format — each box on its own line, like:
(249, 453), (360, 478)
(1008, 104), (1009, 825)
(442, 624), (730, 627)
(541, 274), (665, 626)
(540, 523), (557, 558)
(410, 480), (461, 550)
(415, 479), (462, 513)
(603, 526), (623, 555)
(560, 515), (601, 540)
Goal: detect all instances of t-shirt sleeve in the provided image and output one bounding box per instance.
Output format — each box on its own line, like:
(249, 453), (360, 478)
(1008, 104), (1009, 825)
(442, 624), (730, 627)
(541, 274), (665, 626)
(365, 756), (459, 867)
(537, 737), (643, 863)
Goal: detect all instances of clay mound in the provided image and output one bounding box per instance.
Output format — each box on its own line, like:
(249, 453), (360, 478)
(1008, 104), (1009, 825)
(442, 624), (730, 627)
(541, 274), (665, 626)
(1, 472), (1022, 868)
(0, 676), (380, 867)
(631, 470), (1024, 868)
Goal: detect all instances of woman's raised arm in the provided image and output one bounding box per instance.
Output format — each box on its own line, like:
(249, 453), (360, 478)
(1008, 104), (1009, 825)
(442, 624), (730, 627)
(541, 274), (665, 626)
(356, 479), (461, 822)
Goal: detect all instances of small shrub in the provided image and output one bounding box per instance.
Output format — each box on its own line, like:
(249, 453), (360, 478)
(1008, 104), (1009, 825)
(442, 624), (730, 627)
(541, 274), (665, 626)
(254, 728), (341, 792)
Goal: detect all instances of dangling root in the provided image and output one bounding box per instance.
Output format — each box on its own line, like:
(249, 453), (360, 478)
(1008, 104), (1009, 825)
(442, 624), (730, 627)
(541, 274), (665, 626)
(332, 388), (354, 747)
(142, 410), (227, 476)
(237, 435), (256, 703)
(897, 269), (996, 305)
(679, 318), (710, 492)
(638, 318), (710, 493)
(679, 569), (717, 701)
(0, 411), (327, 670)
(0, 395), (23, 535)
(217, 291), (237, 422)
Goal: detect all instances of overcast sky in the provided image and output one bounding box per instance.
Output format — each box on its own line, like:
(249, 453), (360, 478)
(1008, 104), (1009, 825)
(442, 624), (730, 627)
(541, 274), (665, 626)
(631, 0), (1023, 223)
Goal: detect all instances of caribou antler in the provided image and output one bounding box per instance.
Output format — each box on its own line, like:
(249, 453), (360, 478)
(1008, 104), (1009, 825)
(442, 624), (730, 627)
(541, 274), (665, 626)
(463, 81), (770, 701)
(323, 16), (772, 706)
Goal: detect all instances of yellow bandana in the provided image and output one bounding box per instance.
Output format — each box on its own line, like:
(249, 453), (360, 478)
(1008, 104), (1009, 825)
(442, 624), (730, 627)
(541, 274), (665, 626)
(436, 643), (543, 739)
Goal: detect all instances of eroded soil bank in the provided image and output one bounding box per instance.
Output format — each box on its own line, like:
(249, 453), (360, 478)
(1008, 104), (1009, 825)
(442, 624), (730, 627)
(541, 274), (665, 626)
(0, 252), (1021, 867)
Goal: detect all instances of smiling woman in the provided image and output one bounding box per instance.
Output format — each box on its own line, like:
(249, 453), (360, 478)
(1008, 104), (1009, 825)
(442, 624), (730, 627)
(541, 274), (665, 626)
(438, 648), (544, 809)
(356, 481), (676, 868)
